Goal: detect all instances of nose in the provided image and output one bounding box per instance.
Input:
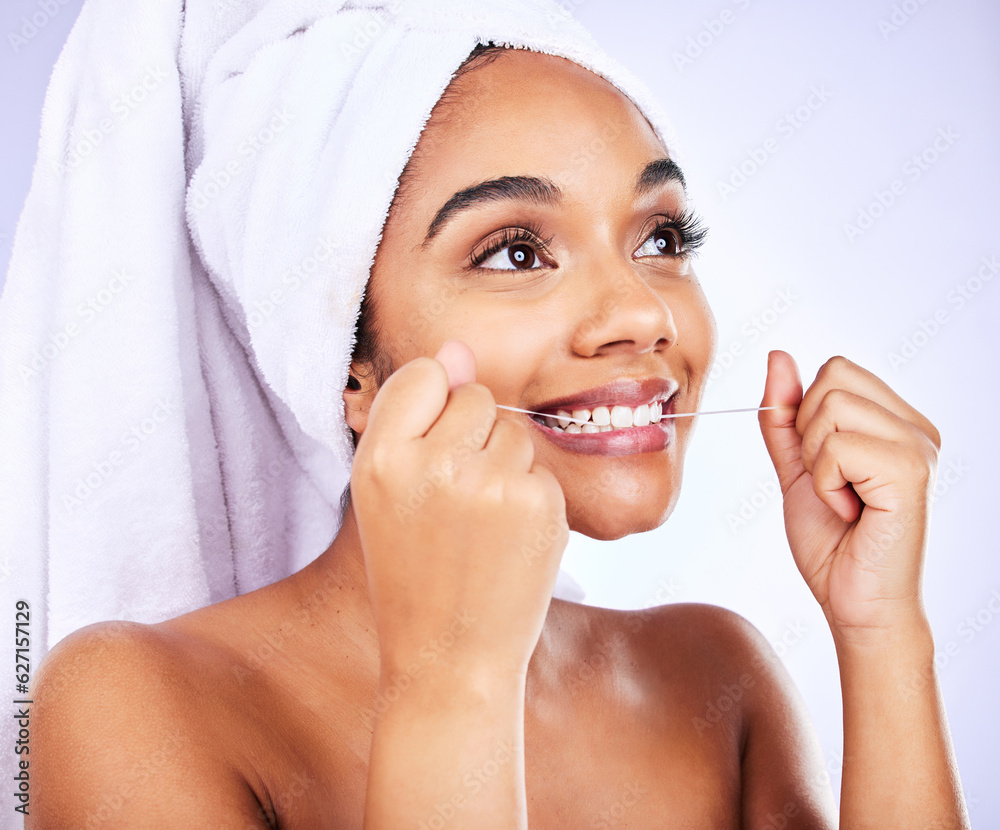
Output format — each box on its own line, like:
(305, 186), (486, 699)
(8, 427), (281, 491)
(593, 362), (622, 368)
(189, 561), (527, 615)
(569, 254), (679, 358)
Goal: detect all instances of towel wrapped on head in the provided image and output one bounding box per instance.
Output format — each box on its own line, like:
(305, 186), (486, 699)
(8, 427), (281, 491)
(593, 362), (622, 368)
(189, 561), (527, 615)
(0, 0), (682, 676)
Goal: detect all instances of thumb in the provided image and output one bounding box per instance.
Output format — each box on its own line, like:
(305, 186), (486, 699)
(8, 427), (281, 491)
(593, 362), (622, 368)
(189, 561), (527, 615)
(758, 350), (805, 494)
(434, 339), (477, 390)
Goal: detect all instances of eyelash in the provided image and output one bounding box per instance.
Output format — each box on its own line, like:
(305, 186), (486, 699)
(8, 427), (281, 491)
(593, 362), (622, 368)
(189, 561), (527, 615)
(467, 209), (709, 271)
(645, 208), (709, 260)
(469, 221), (554, 270)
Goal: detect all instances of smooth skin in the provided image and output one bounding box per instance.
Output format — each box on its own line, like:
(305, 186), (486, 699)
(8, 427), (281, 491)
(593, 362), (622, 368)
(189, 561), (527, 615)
(28, 49), (968, 828)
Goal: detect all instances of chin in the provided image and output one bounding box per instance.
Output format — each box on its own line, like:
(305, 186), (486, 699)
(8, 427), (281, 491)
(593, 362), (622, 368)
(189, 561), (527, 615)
(566, 487), (680, 541)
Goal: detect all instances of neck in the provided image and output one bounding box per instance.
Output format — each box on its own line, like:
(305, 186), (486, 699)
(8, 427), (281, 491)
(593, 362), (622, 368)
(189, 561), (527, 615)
(288, 498), (380, 657)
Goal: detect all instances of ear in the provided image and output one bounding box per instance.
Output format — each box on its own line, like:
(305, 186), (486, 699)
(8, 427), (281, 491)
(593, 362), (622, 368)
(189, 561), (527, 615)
(342, 360), (379, 439)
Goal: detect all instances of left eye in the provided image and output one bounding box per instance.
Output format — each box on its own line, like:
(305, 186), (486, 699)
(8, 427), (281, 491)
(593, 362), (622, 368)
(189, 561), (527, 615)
(479, 242), (542, 271)
(635, 227), (682, 258)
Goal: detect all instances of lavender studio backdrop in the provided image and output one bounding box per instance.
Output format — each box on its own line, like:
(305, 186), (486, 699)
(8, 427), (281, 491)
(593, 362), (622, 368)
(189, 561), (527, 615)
(2, 0), (998, 824)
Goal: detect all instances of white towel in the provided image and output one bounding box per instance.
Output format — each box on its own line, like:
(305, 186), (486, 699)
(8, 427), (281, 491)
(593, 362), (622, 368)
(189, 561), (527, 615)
(0, 1), (681, 809)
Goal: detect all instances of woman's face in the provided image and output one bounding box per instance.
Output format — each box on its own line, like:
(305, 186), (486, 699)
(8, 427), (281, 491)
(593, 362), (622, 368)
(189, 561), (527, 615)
(349, 49), (717, 540)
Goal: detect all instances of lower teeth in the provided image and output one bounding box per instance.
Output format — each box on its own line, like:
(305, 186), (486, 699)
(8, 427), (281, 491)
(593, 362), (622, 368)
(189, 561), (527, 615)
(533, 417), (654, 434)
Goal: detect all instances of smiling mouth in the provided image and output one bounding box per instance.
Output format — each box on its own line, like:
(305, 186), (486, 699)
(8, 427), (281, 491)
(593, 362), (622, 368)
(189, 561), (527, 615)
(529, 394), (674, 434)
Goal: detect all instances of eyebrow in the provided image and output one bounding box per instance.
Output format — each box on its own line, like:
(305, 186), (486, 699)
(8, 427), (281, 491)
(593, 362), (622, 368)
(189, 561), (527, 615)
(423, 176), (560, 245)
(636, 157), (687, 197)
(422, 157), (688, 246)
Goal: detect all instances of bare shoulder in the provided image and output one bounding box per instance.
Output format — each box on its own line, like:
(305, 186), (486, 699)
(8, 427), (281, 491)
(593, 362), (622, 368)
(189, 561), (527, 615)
(632, 602), (806, 700)
(543, 599), (770, 709)
(550, 599), (837, 829)
(616, 602), (778, 732)
(33, 619), (186, 705)
(625, 601), (771, 664)
(553, 599), (779, 688)
(623, 602), (837, 828)
(29, 620), (272, 828)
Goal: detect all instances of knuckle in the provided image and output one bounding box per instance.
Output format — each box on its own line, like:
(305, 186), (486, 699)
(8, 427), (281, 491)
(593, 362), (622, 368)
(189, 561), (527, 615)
(412, 354), (446, 374)
(365, 441), (396, 477)
(449, 382), (497, 415)
(496, 416), (524, 438)
(374, 358), (442, 412)
(466, 382), (497, 407)
(505, 473), (539, 509)
(809, 437), (830, 472)
(909, 421), (941, 464)
(455, 461), (499, 500)
(813, 431), (843, 465)
(396, 355), (443, 388)
(821, 355), (853, 378)
(924, 418), (942, 452)
(480, 470), (508, 505)
(821, 386), (852, 410)
(510, 474), (545, 507)
(533, 466), (567, 510)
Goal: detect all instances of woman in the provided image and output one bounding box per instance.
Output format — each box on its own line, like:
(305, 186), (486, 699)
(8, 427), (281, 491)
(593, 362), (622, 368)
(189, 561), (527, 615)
(27, 34), (970, 826)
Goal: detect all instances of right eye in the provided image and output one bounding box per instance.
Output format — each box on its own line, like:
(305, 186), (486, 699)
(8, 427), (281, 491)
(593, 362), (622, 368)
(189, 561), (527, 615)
(633, 209), (709, 263)
(635, 226), (684, 258)
(469, 224), (555, 273)
(479, 242), (543, 271)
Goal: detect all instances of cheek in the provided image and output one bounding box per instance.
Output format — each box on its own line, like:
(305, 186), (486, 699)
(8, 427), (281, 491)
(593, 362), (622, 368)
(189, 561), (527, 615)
(401, 285), (465, 346)
(374, 279), (471, 370)
(405, 292), (555, 395)
(675, 283), (718, 377)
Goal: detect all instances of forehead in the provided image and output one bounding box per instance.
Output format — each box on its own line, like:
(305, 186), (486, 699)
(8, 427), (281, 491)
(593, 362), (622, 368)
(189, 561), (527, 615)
(405, 49), (669, 205)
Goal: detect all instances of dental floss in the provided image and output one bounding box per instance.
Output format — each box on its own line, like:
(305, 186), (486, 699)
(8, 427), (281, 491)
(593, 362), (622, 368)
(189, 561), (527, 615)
(495, 404), (795, 423)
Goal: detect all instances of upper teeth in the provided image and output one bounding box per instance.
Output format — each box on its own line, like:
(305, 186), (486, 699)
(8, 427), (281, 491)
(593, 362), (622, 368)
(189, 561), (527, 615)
(534, 401), (665, 433)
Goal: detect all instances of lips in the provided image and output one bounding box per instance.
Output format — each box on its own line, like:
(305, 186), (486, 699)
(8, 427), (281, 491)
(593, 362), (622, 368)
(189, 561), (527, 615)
(526, 394), (677, 457)
(529, 376), (679, 415)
